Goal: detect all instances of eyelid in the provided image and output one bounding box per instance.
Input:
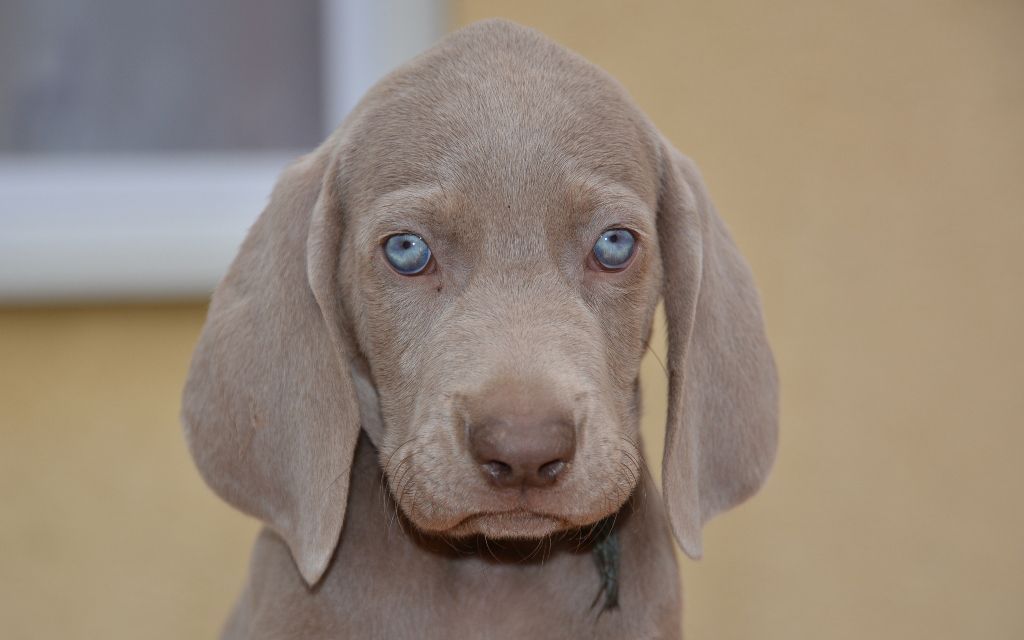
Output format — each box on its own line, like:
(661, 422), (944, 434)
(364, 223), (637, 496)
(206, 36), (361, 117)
(593, 226), (642, 249)
(604, 222), (648, 240)
(587, 207), (650, 241)
(600, 225), (635, 236)
(378, 230), (424, 245)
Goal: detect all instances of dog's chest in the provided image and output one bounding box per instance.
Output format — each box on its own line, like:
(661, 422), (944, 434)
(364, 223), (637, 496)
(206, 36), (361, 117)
(320, 555), (671, 639)
(229, 526), (678, 639)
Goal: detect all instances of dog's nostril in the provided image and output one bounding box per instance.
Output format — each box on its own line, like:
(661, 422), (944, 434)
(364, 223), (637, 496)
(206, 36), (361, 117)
(482, 460), (513, 481)
(468, 408), (576, 489)
(538, 459), (566, 481)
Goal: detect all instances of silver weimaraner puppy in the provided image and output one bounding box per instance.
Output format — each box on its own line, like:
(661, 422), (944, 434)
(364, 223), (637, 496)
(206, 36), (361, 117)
(182, 19), (777, 639)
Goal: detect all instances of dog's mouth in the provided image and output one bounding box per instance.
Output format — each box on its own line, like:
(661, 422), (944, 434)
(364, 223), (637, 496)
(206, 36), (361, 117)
(390, 477), (636, 542)
(443, 509), (571, 539)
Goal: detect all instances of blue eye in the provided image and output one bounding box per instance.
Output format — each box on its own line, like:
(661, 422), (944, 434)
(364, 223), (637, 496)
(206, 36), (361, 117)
(384, 233), (432, 275)
(592, 228), (636, 270)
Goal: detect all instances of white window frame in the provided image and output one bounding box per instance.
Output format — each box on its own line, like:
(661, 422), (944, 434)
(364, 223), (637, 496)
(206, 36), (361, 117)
(0, 0), (446, 303)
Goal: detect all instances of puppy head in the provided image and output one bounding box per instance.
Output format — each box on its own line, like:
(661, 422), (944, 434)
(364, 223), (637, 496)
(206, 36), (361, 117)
(182, 19), (777, 585)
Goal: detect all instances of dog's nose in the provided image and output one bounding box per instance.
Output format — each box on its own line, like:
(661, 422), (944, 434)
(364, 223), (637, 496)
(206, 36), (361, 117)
(469, 415), (576, 488)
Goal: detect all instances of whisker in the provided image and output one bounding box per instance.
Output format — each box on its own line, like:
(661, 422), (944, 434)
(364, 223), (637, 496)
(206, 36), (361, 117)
(482, 535), (500, 562)
(386, 452), (419, 536)
(646, 343), (669, 380)
(378, 436), (419, 528)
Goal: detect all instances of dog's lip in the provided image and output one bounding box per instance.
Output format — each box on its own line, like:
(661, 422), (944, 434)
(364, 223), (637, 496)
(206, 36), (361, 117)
(448, 508), (569, 531)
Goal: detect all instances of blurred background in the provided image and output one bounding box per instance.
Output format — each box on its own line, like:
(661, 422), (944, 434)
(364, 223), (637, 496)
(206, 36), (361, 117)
(1, 1), (1021, 638)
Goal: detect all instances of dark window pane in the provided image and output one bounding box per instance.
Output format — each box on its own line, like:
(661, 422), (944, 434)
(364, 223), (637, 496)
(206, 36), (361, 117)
(0, 0), (323, 152)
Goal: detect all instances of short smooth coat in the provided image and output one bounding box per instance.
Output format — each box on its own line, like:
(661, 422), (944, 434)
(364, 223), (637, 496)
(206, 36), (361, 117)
(182, 19), (778, 639)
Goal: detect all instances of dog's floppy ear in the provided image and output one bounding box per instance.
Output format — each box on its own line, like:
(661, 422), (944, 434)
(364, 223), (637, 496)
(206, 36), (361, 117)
(181, 148), (359, 586)
(656, 141), (779, 559)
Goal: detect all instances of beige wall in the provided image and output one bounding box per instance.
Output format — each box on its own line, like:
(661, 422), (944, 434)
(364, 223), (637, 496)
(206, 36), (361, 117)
(0, 306), (255, 639)
(2, 1), (1022, 638)
(451, 1), (1024, 638)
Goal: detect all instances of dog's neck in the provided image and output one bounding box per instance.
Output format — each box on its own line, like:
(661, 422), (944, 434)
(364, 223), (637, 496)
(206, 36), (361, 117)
(231, 432), (680, 638)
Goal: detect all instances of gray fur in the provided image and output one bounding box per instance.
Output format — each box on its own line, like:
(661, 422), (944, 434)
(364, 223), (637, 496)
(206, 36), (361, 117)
(182, 19), (777, 639)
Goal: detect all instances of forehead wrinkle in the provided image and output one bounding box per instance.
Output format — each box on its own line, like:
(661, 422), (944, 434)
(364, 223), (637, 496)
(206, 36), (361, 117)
(343, 19), (664, 223)
(361, 183), (457, 240)
(563, 180), (656, 240)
